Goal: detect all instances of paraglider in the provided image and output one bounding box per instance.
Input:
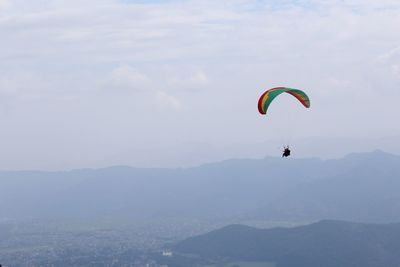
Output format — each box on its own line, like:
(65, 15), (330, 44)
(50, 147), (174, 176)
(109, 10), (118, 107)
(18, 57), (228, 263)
(258, 87), (310, 157)
(282, 146), (291, 157)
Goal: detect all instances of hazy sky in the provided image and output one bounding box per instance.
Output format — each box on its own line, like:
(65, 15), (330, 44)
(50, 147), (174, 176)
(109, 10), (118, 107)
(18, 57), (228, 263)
(0, 0), (400, 169)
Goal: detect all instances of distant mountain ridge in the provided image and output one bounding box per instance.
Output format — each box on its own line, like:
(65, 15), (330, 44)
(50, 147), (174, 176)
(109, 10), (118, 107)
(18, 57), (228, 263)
(249, 149), (400, 222)
(0, 150), (399, 223)
(172, 220), (400, 267)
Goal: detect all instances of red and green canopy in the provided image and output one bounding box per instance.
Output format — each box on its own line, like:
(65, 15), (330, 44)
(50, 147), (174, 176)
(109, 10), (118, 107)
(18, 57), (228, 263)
(258, 87), (310, 115)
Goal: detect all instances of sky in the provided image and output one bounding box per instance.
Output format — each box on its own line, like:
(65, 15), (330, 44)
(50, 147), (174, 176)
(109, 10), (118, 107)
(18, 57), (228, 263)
(0, 0), (400, 170)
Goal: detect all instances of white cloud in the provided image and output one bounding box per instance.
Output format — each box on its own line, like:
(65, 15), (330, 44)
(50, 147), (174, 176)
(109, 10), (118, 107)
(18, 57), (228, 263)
(167, 70), (209, 90)
(105, 65), (150, 91)
(156, 91), (182, 111)
(0, 72), (51, 97)
(377, 46), (400, 62)
(189, 70), (208, 85)
(391, 65), (400, 78)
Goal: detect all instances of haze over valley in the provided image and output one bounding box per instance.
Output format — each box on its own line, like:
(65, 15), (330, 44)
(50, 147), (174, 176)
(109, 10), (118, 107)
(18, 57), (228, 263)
(2, 151), (400, 266)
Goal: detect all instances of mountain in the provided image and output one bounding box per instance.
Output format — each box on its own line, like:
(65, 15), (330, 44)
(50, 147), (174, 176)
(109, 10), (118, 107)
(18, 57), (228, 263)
(0, 150), (399, 223)
(95, 136), (400, 169)
(249, 150), (400, 222)
(0, 158), (318, 220)
(171, 220), (400, 267)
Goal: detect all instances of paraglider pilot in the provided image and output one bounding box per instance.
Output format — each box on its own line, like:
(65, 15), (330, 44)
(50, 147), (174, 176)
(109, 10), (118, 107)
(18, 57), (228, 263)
(282, 146), (291, 157)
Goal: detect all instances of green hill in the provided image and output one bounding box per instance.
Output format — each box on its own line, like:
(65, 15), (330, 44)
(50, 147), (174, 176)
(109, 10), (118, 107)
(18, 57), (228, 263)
(172, 220), (400, 267)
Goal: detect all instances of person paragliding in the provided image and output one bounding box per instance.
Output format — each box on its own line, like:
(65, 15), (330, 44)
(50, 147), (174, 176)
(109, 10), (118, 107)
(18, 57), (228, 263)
(258, 87), (310, 157)
(282, 146), (291, 157)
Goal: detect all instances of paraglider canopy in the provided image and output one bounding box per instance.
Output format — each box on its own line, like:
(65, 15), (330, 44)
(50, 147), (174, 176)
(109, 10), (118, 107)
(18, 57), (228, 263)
(258, 87), (310, 115)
